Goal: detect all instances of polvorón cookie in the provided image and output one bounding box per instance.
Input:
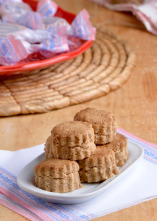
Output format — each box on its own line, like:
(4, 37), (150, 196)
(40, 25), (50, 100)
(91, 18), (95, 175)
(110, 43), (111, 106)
(106, 133), (128, 166)
(74, 108), (118, 144)
(44, 121), (96, 160)
(34, 159), (81, 193)
(78, 146), (119, 183)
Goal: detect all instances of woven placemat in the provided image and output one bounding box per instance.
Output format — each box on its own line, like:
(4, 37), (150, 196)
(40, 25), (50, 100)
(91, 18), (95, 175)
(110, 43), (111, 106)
(0, 27), (135, 116)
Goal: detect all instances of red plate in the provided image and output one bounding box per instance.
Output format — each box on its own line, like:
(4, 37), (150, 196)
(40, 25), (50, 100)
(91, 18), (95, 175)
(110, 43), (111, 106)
(0, 0), (92, 76)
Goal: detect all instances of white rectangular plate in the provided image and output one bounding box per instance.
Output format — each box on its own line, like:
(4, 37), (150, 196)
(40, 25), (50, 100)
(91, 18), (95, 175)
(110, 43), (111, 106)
(17, 140), (143, 204)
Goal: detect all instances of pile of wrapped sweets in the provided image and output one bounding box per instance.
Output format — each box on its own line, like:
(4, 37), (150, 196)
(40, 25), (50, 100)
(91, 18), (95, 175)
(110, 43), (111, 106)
(0, 0), (96, 65)
(34, 108), (128, 193)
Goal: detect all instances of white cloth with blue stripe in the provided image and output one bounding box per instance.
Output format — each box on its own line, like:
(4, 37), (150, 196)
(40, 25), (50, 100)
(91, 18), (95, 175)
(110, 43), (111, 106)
(0, 132), (157, 220)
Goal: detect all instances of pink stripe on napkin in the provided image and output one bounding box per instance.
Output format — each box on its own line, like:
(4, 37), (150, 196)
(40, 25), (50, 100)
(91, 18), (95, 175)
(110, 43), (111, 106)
(0, 167), (83, 220)
(0, 193), (41, 221)
(118, 128), (157, 150)
(0, 184), (56, 221)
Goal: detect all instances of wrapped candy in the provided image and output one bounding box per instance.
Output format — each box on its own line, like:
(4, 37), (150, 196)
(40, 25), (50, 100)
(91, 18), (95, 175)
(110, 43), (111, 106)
(0, 0), (21, 2)
(71, 9), (96, 41)
(2, 12), (43, 30)
(37, 0), (58, 18)
(0, 22), (26, 36)
(0, 2), (32, 17)
(37, 27), (69, 54)
(0, 35), (28, 65)
(0, 23), (69, 65)
(0, 0), (22, 7)
(0, 23), (49, 43)
(0, 0), (96, 66)
(43, 11), (96, 41)
(43, 17), (71, 31)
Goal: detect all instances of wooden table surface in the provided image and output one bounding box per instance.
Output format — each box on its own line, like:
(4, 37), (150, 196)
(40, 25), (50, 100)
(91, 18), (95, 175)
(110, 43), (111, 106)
(0, 0), (157, 220)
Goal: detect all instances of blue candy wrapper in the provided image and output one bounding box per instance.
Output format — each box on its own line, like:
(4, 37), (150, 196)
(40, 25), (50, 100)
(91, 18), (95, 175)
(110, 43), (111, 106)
(37, 0), (58, 18)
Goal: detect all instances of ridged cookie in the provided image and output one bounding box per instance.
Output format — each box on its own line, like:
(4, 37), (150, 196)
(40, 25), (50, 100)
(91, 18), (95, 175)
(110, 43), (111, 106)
(78, 147), (119, 183)
(34, 159), (81, 193)
(106, 133), (128, 166)
(74, 108), (117, 144)
(44, 121), (96, 160)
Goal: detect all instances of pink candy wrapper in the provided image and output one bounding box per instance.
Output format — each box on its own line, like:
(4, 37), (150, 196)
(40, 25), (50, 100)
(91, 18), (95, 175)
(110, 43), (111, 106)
(0, 0), (96, 65)
(71, 9), (96, 41)
(90, 0), (157, 35)
(37, 0), (58, 18)
(37, 27), (69, 53)
(0, 35), (28, 65)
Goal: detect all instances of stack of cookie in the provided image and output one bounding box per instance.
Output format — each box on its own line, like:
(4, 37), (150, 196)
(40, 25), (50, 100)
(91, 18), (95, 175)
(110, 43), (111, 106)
(74, 108), (128, 182)
(35, 120), (96, 193)
(34, 108), (128, 193)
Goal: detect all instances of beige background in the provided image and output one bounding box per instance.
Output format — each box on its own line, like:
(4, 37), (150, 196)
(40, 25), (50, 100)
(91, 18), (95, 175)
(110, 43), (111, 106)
(0, 0), (157, 220)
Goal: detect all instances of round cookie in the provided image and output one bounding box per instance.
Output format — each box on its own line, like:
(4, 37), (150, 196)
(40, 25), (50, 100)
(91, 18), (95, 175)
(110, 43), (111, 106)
(78, 147), (119, 183)
(74, 108), (118, 144)
(34, 159), (81, 193)
(106, 133), (128, 166)
(44, 121), (96, 160)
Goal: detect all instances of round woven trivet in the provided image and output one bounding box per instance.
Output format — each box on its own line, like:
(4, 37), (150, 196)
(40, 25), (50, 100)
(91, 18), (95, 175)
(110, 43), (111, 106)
(0, 27), (135, 116)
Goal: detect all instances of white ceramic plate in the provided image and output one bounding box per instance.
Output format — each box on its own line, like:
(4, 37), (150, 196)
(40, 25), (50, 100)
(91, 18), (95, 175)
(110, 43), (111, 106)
(17, 140), (143, 204)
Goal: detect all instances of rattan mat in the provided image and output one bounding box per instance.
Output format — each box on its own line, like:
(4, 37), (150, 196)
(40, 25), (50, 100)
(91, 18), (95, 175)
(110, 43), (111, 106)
(0, 27), (135, 116)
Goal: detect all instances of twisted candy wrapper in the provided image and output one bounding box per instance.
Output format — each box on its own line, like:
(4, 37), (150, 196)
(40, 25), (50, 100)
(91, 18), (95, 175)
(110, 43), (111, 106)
(71, 9), (96, 41)
(0, 0), (21, 6)
(0, 35), (28, 65)
(37, 0), (58, 17)
(43, 10), (96, 41)
(0, 1), (32, 16)
(0, 0), (96, 65)
(43, 17), (71, 31)
(2, 12), (43, 30)
(0, 0), (57, 29)
(0, 23), (69, 65)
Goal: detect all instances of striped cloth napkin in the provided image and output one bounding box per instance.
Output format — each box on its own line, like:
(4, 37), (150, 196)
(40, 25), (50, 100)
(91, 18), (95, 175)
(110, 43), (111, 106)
(0, 128), (157, 221)
(90, 0), (157, 35)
